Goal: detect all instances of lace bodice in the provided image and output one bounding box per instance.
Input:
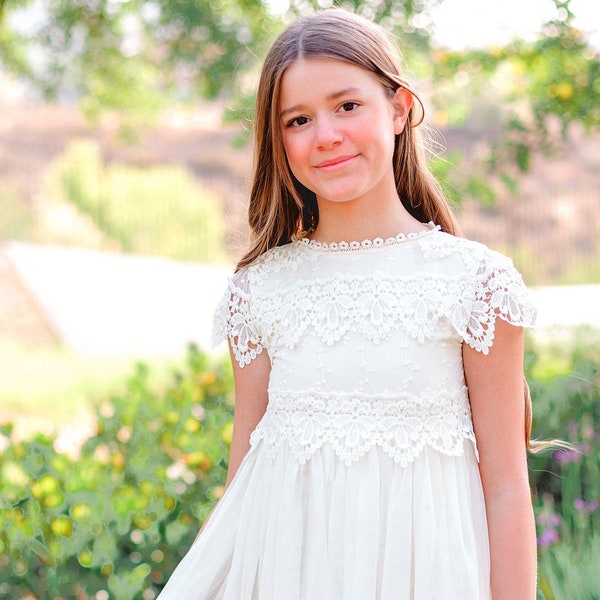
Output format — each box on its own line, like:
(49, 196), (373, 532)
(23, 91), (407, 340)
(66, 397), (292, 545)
(213, 226), (535, 465)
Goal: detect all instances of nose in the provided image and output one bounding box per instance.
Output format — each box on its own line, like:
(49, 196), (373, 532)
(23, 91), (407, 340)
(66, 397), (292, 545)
(314, 116), (343, 150)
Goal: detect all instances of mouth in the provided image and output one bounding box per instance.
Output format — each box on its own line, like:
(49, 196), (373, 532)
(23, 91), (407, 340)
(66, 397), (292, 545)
(315, 155), (358, 170)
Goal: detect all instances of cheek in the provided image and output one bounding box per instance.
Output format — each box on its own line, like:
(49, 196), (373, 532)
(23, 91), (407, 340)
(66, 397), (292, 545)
(370, 120), (397, 158)
(282, 136), (307, 172)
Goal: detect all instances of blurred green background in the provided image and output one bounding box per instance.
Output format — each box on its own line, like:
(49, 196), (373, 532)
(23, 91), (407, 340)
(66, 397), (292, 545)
(0, 0), (599, 598)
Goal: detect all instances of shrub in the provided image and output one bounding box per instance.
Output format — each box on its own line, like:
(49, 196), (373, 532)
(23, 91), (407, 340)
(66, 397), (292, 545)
(528, 328), (600, 507)
(43, 139), (228, 262)
(0, 345), (234, 599)
(1, 333), (599, 598)
(528, 327), (600, 599)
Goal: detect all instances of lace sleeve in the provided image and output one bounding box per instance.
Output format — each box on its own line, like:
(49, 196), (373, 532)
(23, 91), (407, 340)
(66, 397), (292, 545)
(211, 268), (264, 367)
(464, 251), (536, 355)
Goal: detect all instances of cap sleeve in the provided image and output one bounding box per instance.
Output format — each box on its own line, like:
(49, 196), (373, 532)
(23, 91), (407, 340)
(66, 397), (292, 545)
(211, 267), (263, 367)
(463, 251), (536, 355)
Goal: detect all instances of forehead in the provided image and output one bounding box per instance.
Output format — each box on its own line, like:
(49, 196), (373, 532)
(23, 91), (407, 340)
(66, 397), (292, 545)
(279, 57), (383, 109)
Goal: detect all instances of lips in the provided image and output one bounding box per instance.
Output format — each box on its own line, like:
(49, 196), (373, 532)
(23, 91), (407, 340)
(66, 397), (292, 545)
(315, 155), (357, 170)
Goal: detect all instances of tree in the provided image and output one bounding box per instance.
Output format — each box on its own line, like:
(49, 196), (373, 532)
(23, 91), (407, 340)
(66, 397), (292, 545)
(0, 0), (275, 126)
(1, 0), (598, 202)
(0, 0), (443, 114)
(427, 1), (600, 203)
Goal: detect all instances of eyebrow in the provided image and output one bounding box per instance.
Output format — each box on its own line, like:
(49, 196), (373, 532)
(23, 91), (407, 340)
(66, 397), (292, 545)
(279, 87), (362, 120)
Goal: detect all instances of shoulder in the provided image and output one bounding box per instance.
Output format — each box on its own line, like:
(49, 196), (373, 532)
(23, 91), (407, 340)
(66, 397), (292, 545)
(447, 235), (537, 353)
(243, 241), (315, 288)
(419, 230), (514, 275)
(430, 231), (533, 301)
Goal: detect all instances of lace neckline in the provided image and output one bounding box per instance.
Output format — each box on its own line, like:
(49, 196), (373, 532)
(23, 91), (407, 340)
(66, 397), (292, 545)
(298, 222), (440, 252)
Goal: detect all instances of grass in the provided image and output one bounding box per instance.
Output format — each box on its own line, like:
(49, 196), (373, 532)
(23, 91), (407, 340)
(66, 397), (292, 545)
(0, 183), (35, 242)
(0, 341), (178, 426)
(528, 325), (600, 381)
(43, 138), (229, 263)
(505, 243), (600, 287)
(538, 533), (600, 599)
(0, 331), (598, 598)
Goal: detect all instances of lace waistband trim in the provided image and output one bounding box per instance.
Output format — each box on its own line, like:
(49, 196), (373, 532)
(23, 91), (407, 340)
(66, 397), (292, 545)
(250, 389), (477, 466)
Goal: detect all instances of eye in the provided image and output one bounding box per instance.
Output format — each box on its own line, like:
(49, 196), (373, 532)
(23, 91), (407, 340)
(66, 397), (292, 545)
(339, 101), (359, 113)
(287, 115), (309, 128)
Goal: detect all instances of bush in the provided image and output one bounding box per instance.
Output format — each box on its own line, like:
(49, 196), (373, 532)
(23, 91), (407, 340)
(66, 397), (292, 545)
(43, 139), (228, 262)
(527, 327), (600, 599)
(1, 333), (599, 598)
(0, 345), (234, 599)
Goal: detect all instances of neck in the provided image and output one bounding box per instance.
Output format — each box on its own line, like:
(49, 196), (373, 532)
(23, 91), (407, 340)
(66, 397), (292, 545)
(311, 194), (427, 243)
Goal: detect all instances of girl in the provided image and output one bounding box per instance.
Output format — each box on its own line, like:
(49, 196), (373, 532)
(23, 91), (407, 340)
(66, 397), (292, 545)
(158, 8), (537, 599)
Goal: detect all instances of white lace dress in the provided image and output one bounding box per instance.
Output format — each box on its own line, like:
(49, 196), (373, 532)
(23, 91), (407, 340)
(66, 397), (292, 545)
(157, 225), (536, 600)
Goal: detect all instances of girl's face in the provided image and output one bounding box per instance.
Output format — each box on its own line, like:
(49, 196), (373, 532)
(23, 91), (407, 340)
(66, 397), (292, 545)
(279, 57), (411, 208)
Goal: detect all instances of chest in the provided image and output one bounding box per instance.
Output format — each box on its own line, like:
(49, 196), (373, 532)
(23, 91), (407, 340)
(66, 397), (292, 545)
(251, 271), (476, 350)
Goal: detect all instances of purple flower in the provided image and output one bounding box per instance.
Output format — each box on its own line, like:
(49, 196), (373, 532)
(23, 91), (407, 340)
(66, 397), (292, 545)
(573, 498), (599, 513)
(536, 511), (562, 528)
(537, 528), (560, 548)
(581, 424), (596, 440)
(552, 448), (581, 464)
(577, 442), (590, 454)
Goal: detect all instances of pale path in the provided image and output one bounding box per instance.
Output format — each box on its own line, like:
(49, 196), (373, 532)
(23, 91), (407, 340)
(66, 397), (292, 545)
(528, 284), (600, 330)
(4, 242), (600, 360)
(5, 242), (230, 359)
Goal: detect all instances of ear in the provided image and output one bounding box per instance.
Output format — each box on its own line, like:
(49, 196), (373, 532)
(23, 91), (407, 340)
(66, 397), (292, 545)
(392, 87), (413, 135)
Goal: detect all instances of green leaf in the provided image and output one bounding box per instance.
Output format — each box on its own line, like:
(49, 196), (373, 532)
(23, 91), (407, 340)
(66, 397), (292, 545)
(515, 143), (531, 172)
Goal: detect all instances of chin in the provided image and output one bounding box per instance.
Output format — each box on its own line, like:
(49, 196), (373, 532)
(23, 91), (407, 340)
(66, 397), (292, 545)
(316, 188), (366, 204)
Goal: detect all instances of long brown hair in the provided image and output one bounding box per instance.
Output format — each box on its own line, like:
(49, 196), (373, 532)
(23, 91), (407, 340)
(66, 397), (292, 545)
(524, 378), (570, 454)
(239, 9), (548, 455)
(237, 8), (459, 270)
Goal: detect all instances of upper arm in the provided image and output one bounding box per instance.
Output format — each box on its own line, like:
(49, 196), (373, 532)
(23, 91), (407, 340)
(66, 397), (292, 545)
(212, 267), (271, 486)
(224, 335), (271, 487)
(463, 318), (529, 496)
(460, 246), (536, 495)
(462, 307), (538, 598)
(230, 341), (270, 429)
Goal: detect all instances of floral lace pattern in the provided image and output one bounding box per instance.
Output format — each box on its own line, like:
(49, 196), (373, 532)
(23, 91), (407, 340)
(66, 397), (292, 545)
(250, 389), (476, 466)
(213, 231), (536, 365)
(210, 230), (536, 468)
(254, 274), (470, 348)
(212, 269), (263, 366)
(248, 242), (319, 286)
(465, 255), (536, 354)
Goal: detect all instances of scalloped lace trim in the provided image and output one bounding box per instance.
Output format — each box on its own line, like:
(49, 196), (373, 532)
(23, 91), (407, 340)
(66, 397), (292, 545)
(465, 255), (536, 354)
(299, 223), (440, 252)
(250, 389), (477, 466)
(212, 268), (263, 366)
(212, 234), (536, 366)
(253, 273), (470, 347)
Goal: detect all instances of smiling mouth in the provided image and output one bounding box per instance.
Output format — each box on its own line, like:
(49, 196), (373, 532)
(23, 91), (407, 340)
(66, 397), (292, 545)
(315, 155), (357, 170)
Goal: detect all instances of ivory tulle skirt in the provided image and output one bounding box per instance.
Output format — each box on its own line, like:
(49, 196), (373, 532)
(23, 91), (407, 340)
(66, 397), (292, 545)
(157, 440), (490, 600)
